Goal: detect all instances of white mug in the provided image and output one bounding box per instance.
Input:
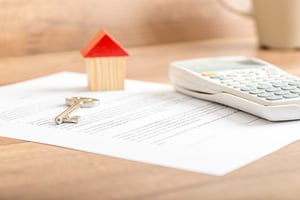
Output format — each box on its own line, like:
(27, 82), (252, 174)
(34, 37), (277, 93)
(218, 0), (300, 49)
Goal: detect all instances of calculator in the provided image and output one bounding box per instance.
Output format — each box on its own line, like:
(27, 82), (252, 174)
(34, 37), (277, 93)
(169, 56), (300, 121)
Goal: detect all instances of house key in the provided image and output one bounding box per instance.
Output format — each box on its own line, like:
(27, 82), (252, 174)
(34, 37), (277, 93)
(55, 97), (100, 125)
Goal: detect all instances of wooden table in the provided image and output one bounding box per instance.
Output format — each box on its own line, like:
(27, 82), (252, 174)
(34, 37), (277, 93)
(1, 37), (300, 200)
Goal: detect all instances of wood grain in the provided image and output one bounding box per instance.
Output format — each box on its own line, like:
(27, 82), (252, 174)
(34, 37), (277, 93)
(0, 0), (254, 57)
(1, 37), (300, 85)
(0, 137), (23, 146)
(85, 57), (126, 91)
(1, 37), (300, 199)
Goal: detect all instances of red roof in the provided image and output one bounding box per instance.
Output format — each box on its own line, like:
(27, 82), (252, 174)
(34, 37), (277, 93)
(81, 30), (129, 58)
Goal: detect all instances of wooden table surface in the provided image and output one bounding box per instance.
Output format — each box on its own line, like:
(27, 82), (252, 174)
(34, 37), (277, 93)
(1, 37), (300, 200)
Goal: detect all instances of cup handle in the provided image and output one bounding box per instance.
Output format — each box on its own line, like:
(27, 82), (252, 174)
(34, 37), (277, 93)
(217, 0), (253, 17)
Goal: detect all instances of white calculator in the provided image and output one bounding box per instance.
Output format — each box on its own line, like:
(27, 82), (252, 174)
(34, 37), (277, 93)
(169, 56), (300, 121)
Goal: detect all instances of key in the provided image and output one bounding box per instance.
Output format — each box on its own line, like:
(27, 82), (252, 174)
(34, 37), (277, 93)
(55, 97), (100, 125)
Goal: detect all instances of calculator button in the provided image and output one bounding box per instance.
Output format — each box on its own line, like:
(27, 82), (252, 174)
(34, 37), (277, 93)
(272, 82), (287, 87)
(245, 84), (257, 88)
(201, 72), (217, 77)
(240, 87), (255, 92)
(266, 87), (280, 92)
(274, 90), (289, 95)
(257, 84), (272, 89)
(249, 90), (264, 94)
(257, 93), (273, 98)
(210, 75), (224, 79)
(290, 89), (300, 94)
(280, 86), (296, 90)
(221, 80), (234, 84)
(233, 85), (241, 89)
(283, 94), (299, 99)
(288, 81), (300, 86)
(269, 74), (281, 77)
(226, 74), (238, 77)
(266, 96), (283, 101)
(226, 83), (235, 86)
(228, 83), (240, 87)
(239, 81), (252, 85)
(264, 68), (277, 74)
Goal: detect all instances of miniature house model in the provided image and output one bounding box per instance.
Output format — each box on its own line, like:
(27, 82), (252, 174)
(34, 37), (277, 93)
(81, 30), (129, 91)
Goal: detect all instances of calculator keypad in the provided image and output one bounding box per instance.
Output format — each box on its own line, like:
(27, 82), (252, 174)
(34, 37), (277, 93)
(203, 68), (300, 102)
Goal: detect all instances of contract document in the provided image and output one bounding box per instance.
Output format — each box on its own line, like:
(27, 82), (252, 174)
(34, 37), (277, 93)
(0, 72), (299, 175)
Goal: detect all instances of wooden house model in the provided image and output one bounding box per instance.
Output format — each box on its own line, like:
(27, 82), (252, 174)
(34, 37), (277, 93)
(81, 30), (129, 91)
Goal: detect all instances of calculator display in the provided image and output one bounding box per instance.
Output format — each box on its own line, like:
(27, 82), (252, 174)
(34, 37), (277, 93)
(184, 59), (265, 73)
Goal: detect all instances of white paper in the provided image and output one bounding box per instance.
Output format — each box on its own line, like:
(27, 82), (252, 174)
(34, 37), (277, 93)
(1, 72), (300, 175)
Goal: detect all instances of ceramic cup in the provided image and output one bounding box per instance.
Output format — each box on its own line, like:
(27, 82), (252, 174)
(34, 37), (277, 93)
(218, 0), (300, 49)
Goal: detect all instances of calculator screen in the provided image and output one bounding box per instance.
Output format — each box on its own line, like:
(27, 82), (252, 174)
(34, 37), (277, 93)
(184, 59), (266, 73)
